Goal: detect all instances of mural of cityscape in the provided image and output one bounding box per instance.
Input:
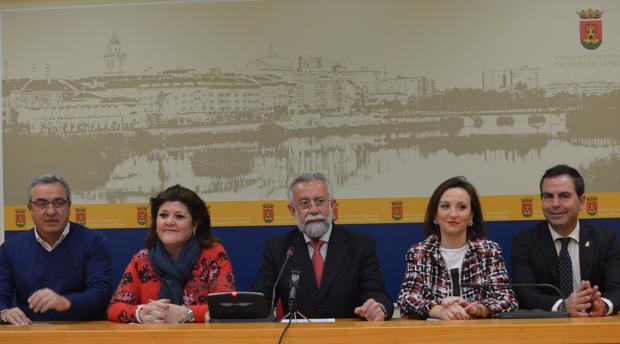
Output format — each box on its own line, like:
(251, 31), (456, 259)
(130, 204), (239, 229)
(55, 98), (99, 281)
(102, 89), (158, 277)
(2, 0), (620, 205)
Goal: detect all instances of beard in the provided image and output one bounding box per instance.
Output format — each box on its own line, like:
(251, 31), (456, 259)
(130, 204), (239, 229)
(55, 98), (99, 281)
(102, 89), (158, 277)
(296, 209), (333, 240)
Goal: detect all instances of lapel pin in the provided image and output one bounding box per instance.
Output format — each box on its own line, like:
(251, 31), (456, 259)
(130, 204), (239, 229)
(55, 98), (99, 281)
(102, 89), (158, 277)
(585, 241), (591, 248)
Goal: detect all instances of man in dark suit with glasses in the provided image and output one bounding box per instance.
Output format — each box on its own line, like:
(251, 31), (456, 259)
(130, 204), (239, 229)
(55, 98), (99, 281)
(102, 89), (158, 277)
(252, 173), (393, 321)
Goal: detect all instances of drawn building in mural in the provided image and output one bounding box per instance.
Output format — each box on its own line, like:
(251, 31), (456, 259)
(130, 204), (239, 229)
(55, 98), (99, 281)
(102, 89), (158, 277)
(3, 32), (442, 135)
(377, 75), (436, 105)
(545, 80), (620, 96)
(104, 30), (126, 76)
(482, 66), (541, 91)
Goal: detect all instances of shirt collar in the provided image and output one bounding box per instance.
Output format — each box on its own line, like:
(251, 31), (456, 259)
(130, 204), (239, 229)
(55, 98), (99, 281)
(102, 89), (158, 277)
(303, 222), (333, 244)
(548, 221), (580, 243)
(34, 221), (71, 252)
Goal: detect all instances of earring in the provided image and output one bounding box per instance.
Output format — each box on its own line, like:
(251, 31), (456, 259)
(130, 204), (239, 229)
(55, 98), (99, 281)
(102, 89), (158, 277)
(468, 219), (473, 227)
(433, 219), (438, 225)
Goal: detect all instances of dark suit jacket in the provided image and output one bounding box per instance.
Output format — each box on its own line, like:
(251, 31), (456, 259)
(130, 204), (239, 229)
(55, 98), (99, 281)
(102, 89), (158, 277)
(251, 225), (394, 319)
(511, 221), (620, 312)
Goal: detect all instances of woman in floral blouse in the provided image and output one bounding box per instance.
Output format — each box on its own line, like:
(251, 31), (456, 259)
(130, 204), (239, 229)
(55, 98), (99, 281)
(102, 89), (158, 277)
(398, 176), (517, 320)
(108, 185), (235, 323)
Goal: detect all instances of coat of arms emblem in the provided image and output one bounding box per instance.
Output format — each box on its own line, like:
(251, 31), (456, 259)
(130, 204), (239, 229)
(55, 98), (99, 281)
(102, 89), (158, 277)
(75, 207), (87, 225)
(521, 198), (533, 218)
(586, 196), (598, 216)
(137, 206), (149, 225)
(262, 203), (274, 223)
(15, 208), (26, 228)
(332, 201), (339, 221)
(391, 201), (403, 221)
(578, 8), (603, 50)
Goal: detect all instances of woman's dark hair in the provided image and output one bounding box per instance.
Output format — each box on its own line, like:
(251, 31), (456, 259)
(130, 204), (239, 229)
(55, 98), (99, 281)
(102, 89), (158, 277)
(423, 176), (486, 240)
(145, 184), (217, 249)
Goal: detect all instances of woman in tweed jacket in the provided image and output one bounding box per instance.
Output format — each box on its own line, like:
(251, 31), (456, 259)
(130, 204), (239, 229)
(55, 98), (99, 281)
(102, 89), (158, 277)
(398, 177), (518, 319)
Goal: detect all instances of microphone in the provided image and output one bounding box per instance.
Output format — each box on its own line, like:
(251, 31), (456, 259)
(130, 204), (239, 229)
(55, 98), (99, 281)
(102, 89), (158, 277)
(461, 282), (569, 318)
(269, 247), (294, 321)
(288, 269), (302, 312)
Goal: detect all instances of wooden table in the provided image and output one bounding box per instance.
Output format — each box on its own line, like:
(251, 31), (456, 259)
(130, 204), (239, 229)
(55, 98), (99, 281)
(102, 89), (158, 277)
(1, 317), (620, 344)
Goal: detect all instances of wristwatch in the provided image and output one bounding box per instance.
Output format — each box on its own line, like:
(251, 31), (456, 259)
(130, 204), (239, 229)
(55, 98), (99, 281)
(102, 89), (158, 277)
(185, 306), (195, 323)
(0, 309), (9, 324)
(377, 303), (388, 320)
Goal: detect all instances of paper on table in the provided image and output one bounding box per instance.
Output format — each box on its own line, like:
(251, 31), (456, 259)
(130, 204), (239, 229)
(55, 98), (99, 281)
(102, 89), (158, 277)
(280, 318), (336, 323)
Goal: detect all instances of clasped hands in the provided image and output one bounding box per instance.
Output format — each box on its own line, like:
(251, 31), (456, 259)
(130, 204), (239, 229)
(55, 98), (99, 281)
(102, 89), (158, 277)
(429, 296), (489, 320)
(137, 299), (190, 323)
(565, 281), (608, 317)
(0, 288), (70, 325)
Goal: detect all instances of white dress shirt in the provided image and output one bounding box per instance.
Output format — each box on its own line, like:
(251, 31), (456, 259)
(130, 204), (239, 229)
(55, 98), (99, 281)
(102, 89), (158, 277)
(34, 221), (71, 252)
(549, 222), (613, 314)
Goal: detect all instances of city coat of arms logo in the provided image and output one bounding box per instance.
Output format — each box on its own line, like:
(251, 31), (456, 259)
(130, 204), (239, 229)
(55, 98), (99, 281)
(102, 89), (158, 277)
(75, 207), (87, 225)
(262, 203), (274, 223)
(332, 201), (339, 221)
(586, 196), (598, 216)
(391, 201), (403, 221)
(577, 8), (604, 50)
(521, 198), (533, 218)
(137, 206), (149, 225)
(15, 208), (26, 228)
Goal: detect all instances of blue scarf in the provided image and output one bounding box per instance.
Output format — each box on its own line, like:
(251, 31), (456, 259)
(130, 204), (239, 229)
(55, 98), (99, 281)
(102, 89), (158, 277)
(149, 235), (202, 305)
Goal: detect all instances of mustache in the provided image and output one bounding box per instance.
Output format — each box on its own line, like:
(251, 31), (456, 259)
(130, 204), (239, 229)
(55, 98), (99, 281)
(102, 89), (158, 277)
(304, 214), (328, 224)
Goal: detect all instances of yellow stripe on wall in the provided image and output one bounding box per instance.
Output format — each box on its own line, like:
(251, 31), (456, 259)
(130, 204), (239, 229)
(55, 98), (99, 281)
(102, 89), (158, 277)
(5, 192), (620, 230)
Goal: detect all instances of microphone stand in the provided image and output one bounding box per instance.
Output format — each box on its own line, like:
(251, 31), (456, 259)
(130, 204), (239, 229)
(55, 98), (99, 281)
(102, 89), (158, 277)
(282, 307), (310, 321)
(269, 247), (294, 321)
(282, 269), (309, 321)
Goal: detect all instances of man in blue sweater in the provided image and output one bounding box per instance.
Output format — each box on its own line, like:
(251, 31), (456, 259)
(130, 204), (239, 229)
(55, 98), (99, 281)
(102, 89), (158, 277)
(0, 175), (113, 325)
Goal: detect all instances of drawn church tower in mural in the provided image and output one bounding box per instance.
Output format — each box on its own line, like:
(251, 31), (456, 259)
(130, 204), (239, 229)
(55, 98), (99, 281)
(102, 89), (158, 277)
(104, 30), (126, 75)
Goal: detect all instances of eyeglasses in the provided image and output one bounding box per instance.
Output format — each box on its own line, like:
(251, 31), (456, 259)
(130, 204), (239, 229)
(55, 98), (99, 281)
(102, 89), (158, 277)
(29, 198), (70, 209)
(294, 197), (329, 210)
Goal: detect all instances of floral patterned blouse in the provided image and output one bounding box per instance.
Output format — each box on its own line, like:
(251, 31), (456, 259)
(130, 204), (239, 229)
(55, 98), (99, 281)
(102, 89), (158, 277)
(107, 243), (235, 322)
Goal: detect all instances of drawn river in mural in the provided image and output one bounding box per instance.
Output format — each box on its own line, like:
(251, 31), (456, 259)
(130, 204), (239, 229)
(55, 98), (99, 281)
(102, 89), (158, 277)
(4, 111), (619, 204)
(62, 112), (620, 203)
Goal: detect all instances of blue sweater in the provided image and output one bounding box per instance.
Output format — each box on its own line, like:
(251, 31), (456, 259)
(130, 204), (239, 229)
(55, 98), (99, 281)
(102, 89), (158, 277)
(0, 222), (113, 321)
